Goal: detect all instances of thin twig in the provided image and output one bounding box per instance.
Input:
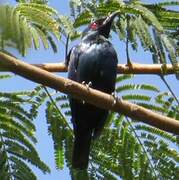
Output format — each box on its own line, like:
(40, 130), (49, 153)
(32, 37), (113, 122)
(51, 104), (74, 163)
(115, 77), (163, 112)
(126, 15), (131, 65)
(65, 34), (70, 60)
(160, 75), (179, 106)
(125, 116), (158, 178)
(43, 86), (73, 135)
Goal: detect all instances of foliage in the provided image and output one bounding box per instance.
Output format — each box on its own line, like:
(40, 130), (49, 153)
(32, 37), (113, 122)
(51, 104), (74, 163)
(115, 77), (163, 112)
(0, 0), (179, 179)
(0, 77), (50, 179)
(45, 87), (73, 170)
(45, 74), (179, 179)
(0, 1), (60, 55)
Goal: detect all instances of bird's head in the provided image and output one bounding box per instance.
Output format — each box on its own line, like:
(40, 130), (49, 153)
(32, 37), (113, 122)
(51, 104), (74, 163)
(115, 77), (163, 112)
(82, 11), (119, 39)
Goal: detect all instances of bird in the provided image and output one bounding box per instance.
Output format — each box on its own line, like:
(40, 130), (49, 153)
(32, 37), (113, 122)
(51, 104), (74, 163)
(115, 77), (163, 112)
(66, 12), (119, 170)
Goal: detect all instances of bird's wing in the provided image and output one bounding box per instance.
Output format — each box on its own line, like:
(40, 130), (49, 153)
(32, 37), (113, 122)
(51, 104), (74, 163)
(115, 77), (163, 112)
(66, 46), (80, 73)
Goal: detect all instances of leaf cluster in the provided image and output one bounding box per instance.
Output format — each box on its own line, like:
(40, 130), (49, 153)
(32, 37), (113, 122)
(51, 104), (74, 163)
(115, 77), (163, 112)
(0, 78), (50, 180)
(0, 1), (60, 55)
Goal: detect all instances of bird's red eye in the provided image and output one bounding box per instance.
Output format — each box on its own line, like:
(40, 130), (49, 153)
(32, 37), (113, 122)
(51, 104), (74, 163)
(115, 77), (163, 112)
(90, 22), (98, 30)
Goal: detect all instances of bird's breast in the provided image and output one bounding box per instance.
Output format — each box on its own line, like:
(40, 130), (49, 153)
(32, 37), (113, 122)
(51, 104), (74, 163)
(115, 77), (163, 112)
(76, 40), (118, 92)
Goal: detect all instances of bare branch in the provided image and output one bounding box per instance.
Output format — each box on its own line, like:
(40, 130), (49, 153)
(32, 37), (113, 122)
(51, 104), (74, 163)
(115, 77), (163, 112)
(0, 52), (179, 134)
(30, 62), (179, 75)
(0, 57), (179, 75)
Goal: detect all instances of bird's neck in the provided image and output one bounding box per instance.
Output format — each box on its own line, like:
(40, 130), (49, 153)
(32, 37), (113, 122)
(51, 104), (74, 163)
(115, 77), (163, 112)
(82, 32), (107, 44)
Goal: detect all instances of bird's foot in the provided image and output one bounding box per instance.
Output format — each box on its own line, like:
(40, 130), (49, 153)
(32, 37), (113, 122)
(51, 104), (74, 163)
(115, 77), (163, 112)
(81, 81), (92, 104)
(111, 92), (118, 106)
(82, 81), (92, 90)
(86, 81), (92, 90)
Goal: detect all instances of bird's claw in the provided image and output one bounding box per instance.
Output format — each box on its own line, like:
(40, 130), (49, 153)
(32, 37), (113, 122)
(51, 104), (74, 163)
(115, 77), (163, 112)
(111, 92), (118, 106)
(87, 82), (92, 89)
(82, 81), (92, 90)
(81, 81), (92, 104)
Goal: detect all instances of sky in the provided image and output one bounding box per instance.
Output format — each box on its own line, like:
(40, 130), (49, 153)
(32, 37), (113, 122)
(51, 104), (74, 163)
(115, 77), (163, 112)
(0, 0), (179, 180)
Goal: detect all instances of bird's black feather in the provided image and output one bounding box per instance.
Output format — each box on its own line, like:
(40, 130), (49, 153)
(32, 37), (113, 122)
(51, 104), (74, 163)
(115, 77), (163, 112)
(67, 12), (119, 169)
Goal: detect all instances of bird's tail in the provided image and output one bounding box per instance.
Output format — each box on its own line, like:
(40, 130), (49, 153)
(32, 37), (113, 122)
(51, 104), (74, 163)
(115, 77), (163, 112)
(72, 130), (92, 169)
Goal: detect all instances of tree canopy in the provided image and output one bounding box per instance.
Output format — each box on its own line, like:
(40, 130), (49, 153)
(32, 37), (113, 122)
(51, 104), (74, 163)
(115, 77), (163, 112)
(0, 0), (179, 179)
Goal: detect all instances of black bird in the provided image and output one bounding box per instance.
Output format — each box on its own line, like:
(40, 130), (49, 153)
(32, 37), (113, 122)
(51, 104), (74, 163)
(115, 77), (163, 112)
(66, 12), (119, 169)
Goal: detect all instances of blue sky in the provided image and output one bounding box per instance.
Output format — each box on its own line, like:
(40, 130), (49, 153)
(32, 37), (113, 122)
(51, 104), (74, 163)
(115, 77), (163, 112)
(0, 0), (179, 180)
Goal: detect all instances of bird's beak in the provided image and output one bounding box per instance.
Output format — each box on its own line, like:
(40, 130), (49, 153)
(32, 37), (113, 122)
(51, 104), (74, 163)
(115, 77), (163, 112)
(102, 11), (120, 26)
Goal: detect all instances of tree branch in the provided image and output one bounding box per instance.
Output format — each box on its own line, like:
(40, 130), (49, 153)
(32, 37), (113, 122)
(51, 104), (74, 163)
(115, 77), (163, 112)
(31, 62), (179, 75)
(0, 52), (179, 134)
(0, 57), (179, 75)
